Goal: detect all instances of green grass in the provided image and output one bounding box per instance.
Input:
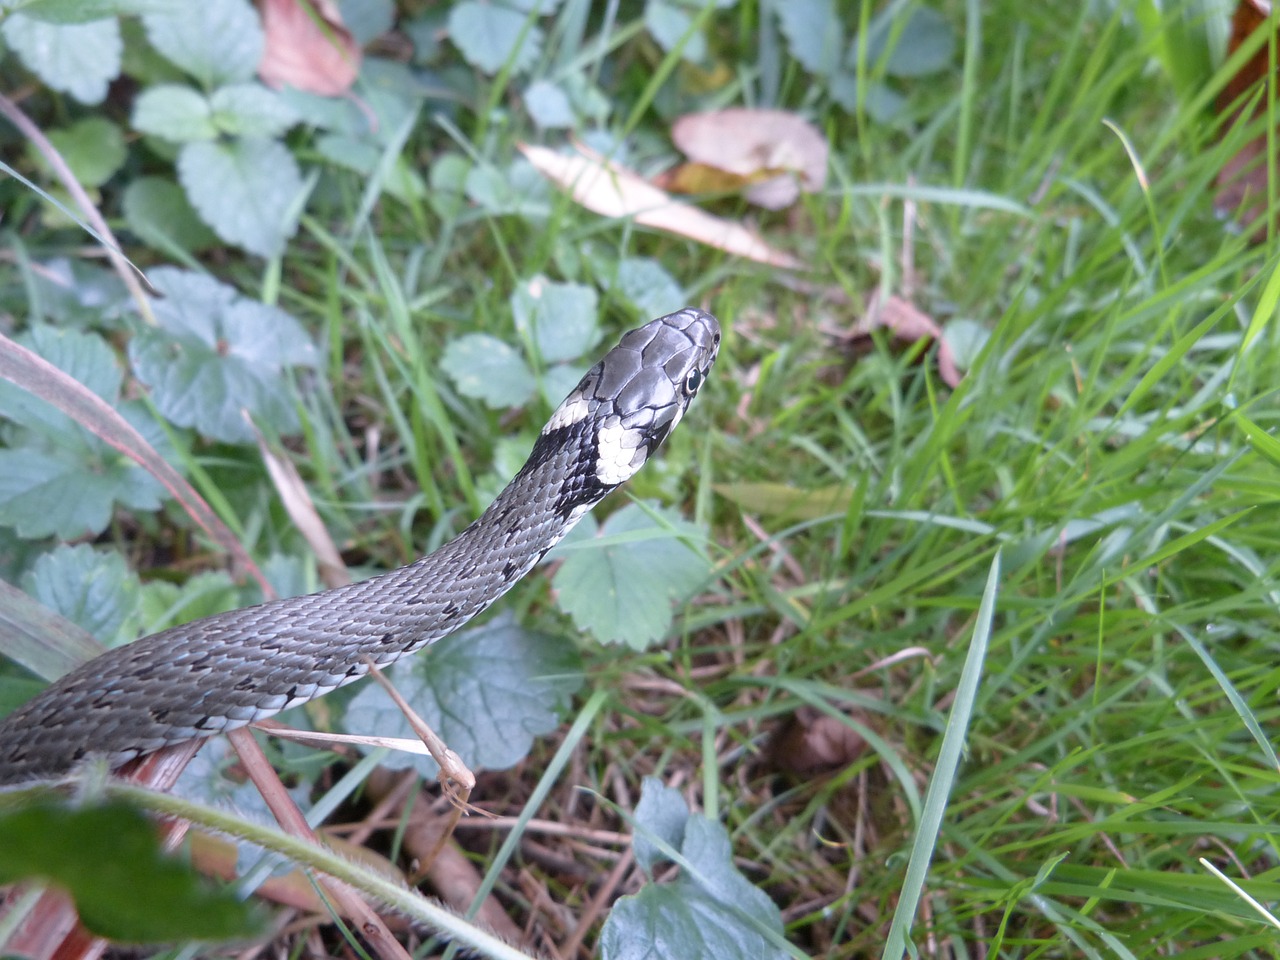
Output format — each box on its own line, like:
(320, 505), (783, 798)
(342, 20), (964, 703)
(6, 0), (1280, 956)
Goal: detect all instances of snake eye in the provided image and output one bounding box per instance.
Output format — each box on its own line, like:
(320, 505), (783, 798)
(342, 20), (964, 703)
(682, 368), (702, 397)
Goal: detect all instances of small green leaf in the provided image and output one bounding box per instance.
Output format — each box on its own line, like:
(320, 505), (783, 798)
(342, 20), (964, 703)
(0, 326), (170, 539)
(22, 543), (140, 646)
(525, 79), (574, 129)
(464, 158), (552, 218)
(511, 276), (600, 364)
(142, 0), (262, 87)
(774, 0), (841, 75)
(601, 780), (787, 960)
(633, 776), (690, 874)
(343, 612), (582, 778)
(614, 257), (685, 322)
(644, 0), (706, 62)
(447, 1), (542, 75)
(176, 137), (303, 257)
(1, 13), (121, 104)
(551, 503), (710, 648)
(43, 117), (126, 187)
(336, 0), (393, 45)
(0, 799), (261, 941)
(128, 267), (320, 443)
(132, 84), (217, 141)
(857, 4), (955, 78)
(122, 176), (219, 253)
(441, 333), (537, 409)
(209, 83), (298, 138)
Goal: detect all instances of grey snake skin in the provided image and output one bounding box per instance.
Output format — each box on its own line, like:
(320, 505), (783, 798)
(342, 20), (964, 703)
(0, 308), (720, 783)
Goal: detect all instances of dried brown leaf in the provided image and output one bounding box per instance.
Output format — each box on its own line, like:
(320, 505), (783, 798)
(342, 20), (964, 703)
(259, 0), (360, 96)
(848, 293), (962, 387)
(518, 142), (802, 269)
(768, 706), (868, 776)
(670, 107), (828, 210)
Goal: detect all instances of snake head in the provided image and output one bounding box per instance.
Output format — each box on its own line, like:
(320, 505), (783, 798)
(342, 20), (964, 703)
(538, 307), (720, 494)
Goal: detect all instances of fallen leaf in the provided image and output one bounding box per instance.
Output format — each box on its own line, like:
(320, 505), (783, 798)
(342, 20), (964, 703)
(668, 107), (828, 209)
(259, 0), (360, 97)
(768, 706), (868, 776)
(1214, 0), (1273, 237)
(518, 142), (802, 269)
(844, 292), (962, 387)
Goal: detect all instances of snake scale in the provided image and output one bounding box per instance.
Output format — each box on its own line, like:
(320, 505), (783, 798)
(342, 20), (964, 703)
(0, 308), (720, 784)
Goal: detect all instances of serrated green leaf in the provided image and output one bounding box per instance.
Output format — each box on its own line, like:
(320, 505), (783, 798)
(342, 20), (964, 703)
(551, 502), (710, 648)
(633, 776), (689, 875)
(602, 785), (786, 960)
(774, 0), (841, 75)
(132, 84), (216, 141)
(0, 441), (164, 539)
(441, 333), (536, 409)
(176, 137), (303, 257)
(0, 324), (121, 430)
(122, 176), (219, 253)
(0, 800), (260, 941)
(142, 0), (262, 87)
(209, 83), (298, 138)
(42, 117), (126, 187)
(22, 543), (140, 646)
(643, 0), (705, 63)
(615, 257), (685, 321)
(511, 277), (600, 364)
(128, 268), (319, 443)
(447, 1), (542, 74)
(0, 326), (169, 539)
(1, 13), (121, 104)
(343, 612), (582, 778)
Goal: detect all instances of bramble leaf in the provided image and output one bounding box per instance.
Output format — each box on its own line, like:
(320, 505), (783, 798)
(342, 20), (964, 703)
(128, 267), (320, 443)
(22, 543), (140, 647)
(142, 0), (262, 88)
(209, 83), (299, 138)
(132, 84), (217, 141)
(0, 326), (169, 539)
(441, 333), (536, 409)
(343, 612), (582, 779)
(176, 137), (303, 257)
(1, 13), (121, 103)
(550, 503), (710, 649)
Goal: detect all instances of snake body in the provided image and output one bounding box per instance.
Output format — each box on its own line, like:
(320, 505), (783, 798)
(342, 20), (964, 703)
(0, 308), (720, 783)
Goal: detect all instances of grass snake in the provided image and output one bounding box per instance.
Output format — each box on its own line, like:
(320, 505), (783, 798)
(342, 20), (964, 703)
(0, 308), (720, 783)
